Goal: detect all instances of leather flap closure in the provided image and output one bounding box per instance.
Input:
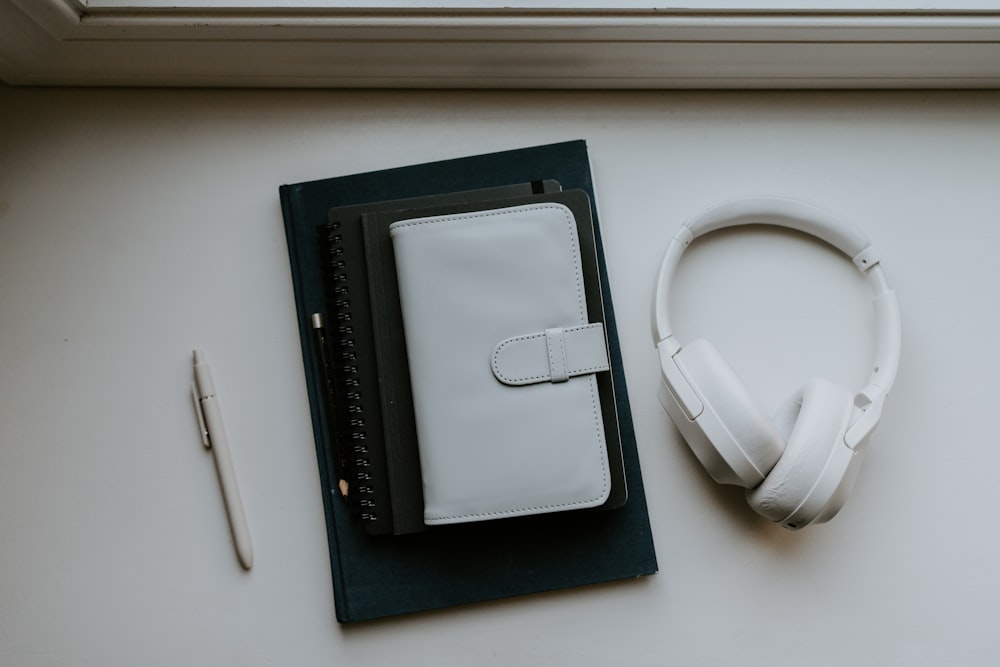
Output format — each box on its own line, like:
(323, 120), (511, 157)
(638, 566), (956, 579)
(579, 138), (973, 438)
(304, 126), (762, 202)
(492, 323), (610, 386)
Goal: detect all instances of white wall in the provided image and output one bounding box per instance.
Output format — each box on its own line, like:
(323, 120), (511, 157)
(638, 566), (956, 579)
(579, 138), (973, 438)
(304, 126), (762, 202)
(2, 85), (999, 665)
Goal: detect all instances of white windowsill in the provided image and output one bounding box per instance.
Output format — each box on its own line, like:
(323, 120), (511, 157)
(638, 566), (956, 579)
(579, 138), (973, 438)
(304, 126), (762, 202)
(2, 0), (1000, 88)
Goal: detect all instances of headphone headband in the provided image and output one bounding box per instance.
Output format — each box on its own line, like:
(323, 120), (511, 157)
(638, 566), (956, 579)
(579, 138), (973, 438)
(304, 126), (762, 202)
(653, 196), (901, 414)
(682, 196), (873, 257)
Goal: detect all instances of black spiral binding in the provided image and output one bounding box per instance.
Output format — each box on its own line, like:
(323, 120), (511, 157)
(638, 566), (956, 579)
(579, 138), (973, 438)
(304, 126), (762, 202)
(318, 221), (377, 523)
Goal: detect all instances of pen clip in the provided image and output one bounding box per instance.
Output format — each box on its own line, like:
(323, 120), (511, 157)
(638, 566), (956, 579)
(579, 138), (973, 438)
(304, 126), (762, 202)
(191, 383), (211, 448)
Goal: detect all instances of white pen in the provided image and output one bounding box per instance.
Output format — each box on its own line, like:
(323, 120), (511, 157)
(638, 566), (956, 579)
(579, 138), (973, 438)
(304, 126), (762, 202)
(191, 350), (253, 570)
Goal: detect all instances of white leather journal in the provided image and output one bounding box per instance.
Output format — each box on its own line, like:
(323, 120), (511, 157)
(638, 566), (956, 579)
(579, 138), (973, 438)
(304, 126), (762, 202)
(389, 201), (613, 525)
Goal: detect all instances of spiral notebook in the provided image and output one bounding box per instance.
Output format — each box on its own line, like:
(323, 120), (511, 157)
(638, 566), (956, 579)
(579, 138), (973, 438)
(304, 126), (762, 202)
(279, 140), (657, 623)
(315, 181), (589, 535)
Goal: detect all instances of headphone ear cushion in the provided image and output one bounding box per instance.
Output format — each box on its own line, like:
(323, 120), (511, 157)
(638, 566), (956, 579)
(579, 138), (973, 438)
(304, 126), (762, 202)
(746, 378), (857, 527)
(674, 339), (784, 486)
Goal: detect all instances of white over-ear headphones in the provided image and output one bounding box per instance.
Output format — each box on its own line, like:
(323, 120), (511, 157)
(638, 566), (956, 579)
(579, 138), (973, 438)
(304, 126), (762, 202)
(652, 196), (901, 530)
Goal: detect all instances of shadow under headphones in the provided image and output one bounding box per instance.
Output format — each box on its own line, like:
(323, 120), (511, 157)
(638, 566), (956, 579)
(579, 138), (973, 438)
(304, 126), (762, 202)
(652, 196), (901, 530)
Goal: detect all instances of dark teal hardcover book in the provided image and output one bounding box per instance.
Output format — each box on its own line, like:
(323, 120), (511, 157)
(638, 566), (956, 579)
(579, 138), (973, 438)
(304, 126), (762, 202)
(280, 140), (657, 623)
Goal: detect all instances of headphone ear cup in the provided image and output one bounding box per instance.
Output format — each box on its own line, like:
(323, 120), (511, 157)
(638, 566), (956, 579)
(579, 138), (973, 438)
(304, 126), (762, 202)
(747, 378), (863, 529)
(670, 339), (784, 487)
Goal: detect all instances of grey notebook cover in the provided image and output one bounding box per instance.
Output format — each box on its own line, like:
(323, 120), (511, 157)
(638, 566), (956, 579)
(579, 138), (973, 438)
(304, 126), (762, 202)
(389, 200), (613, 525)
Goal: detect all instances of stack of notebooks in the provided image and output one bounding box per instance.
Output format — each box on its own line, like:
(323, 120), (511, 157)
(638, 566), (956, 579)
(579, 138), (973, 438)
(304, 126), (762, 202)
(280, 140), (657, 623)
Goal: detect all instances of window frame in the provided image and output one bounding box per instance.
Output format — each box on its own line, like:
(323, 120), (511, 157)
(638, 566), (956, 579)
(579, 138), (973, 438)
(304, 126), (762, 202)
(3, 0), (1000, 88)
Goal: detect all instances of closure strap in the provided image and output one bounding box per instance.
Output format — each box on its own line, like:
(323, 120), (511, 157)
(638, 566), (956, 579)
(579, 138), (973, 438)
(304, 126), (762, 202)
(492, 323), (610, 386)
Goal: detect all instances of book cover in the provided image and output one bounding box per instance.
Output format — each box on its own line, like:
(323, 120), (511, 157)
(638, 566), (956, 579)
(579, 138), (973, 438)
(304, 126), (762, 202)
(280, 140), (657, 623)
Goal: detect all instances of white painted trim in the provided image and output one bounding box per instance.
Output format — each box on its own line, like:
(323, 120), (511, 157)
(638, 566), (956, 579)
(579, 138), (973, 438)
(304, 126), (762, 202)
(71, 0), (1000, 10)
(2, 0), (1000, 88)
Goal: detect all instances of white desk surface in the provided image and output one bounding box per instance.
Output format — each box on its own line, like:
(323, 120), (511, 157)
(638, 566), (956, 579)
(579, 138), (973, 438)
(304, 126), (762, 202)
(2, 85), (999, 665)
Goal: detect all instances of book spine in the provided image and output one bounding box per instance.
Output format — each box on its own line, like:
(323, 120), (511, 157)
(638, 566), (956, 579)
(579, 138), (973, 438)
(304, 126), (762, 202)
(318, 222), (379, 524)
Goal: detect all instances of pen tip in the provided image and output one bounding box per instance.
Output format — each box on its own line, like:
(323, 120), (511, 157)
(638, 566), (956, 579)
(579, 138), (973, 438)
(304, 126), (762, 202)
(193, 349), (204, 364)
